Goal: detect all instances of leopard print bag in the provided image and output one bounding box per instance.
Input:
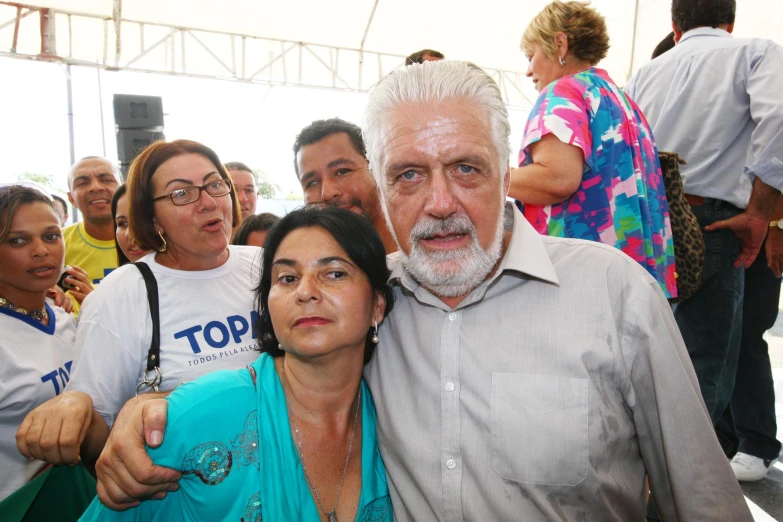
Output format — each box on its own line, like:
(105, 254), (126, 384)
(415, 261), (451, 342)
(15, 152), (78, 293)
(659, 151), (705, 303)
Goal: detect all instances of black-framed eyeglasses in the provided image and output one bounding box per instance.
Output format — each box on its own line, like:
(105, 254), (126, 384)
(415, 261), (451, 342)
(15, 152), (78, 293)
(153, 179), (233, 206)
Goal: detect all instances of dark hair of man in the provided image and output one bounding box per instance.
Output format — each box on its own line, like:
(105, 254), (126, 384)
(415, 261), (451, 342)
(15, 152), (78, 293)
(255, 205), (394, 364)
(111, 184), (131, 266)
(231, 212), (280, 246)
(292, 118), (367, 177)
(126, 139), (241, 251)
(671, 0), (735, 33)
(51, 194), (68, 216)
(0, 186), (54, 243)
(651, 32), (676, 59)
(405, 49), (445, 65)
(224, 161), (253, 173)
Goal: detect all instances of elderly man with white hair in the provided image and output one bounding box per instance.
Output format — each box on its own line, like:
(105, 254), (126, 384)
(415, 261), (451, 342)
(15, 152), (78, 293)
(80, 61), (750, 521)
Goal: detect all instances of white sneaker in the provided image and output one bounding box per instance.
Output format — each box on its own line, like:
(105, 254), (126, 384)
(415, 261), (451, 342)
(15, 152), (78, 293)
(730, 452), (779, 482)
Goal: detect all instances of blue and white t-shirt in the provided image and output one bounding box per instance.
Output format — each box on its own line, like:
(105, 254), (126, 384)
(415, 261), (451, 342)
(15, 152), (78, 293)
(67, 246), (262, 426)
(0, 302), (78, 500)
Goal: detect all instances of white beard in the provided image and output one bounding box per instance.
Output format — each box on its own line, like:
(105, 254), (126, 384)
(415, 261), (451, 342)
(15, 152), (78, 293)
(400, 211), (504, 297)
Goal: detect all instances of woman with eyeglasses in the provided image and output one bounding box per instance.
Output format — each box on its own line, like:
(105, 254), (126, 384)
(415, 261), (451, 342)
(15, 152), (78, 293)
(16, 140), (262, 470)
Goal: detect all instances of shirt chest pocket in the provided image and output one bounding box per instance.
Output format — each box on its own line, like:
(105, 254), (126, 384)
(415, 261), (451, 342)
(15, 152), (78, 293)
(491, 372), (588, 486)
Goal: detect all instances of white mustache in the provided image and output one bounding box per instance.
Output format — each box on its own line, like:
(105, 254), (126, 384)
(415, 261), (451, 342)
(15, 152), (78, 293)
(410, 214), (475, 242)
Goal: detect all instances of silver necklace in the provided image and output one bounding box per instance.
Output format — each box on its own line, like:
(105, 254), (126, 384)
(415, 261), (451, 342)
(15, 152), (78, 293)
(281, 357), (361, 522)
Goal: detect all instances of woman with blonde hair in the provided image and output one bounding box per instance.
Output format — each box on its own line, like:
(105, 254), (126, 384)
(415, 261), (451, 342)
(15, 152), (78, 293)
(509, 0), (677, 298)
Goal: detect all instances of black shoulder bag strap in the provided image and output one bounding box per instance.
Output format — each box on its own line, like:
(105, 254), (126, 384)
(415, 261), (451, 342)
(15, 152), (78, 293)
(134, 262), (162, 394)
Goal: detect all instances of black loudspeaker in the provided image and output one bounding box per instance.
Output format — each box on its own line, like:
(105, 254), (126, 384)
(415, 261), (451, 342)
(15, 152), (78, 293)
(117, 129), (165, 165)
(113, 95), (164, 129)
(114, 94), (165, 179)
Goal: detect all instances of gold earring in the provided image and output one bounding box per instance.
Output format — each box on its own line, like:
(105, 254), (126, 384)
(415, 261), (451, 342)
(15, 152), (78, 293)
(157, 230), (167, 252)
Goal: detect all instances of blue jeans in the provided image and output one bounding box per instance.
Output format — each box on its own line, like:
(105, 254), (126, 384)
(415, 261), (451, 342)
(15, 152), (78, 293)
(716, 237), (782, 460)
(647, 200), (744, 521)
(673, 200), (744, 425)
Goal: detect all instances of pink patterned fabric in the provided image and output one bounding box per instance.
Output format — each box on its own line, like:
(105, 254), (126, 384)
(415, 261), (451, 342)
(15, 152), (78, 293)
(518, 68), (676, 298)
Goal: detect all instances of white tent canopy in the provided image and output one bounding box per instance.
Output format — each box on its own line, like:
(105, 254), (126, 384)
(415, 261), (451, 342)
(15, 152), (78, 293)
(2, 0), (781, 110)
(1, 0), (781, 197)
(0, 0), (783, 107)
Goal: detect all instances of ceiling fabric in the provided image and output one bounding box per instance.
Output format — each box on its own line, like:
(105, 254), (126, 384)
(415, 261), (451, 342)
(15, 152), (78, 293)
(3, 0), (781, 107)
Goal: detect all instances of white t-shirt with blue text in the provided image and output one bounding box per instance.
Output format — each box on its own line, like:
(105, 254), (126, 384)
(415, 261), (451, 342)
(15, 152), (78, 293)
(67, 246), (262, 426)
(0, 303), (78, 500)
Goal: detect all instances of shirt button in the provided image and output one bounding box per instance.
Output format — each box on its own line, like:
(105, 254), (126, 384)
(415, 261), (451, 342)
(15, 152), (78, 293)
(445, 382), (455, 392)
(448, 313), (457, 321)
(446, 458), (456, 469)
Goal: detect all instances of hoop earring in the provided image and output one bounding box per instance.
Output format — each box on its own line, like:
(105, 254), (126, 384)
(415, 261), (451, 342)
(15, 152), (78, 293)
(371, 321), (379, 344)
(157, 230), (168, 252)
(559, 56), (566, 66)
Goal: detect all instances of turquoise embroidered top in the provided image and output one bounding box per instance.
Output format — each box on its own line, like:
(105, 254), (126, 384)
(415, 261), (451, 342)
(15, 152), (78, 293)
(79, 353), (392, 521)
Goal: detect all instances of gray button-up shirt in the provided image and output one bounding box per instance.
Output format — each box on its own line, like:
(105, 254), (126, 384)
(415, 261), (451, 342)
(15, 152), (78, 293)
(364, 206), (751, 521)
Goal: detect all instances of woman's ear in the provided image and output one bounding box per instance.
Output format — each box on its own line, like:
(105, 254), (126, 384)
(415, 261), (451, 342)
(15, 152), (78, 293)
(554, 32), (569, 58)
(372, 290), (386, 326)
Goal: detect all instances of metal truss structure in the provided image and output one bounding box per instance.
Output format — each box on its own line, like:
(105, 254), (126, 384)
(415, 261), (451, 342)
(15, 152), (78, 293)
(0, 1), (535, 108)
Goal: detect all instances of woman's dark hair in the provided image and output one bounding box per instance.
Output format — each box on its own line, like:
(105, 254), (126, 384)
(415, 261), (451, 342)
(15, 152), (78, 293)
(652, 32), (676, 59)
(111, 184), (131, 266)
(0, 186), (54, 243)
(672, 0), (735, 33)
(231, 212), (280, 246)
(255, 205), (394, 364)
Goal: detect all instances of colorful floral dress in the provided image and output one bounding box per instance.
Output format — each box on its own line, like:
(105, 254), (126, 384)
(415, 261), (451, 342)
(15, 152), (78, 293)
(518, 67), (676, 298)
(79, 353), (392, 521)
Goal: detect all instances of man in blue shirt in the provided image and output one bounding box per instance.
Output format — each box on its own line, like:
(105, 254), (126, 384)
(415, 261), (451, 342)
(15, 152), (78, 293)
(626, 0), (783, 481)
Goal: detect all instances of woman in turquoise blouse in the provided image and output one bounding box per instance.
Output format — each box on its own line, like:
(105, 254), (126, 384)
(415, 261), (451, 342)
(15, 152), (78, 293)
(80, 205), (394, 521)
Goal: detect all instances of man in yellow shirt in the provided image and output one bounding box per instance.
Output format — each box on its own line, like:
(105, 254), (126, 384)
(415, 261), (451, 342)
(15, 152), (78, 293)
(62, 157), (120, 305)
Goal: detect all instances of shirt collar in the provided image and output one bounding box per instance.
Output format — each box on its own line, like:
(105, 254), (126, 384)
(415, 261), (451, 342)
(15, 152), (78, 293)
(388, 204), (559, 305)
(679, 26), (732, 44)
(496, 204), (559, 284)
(0, 302), (56, 335)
